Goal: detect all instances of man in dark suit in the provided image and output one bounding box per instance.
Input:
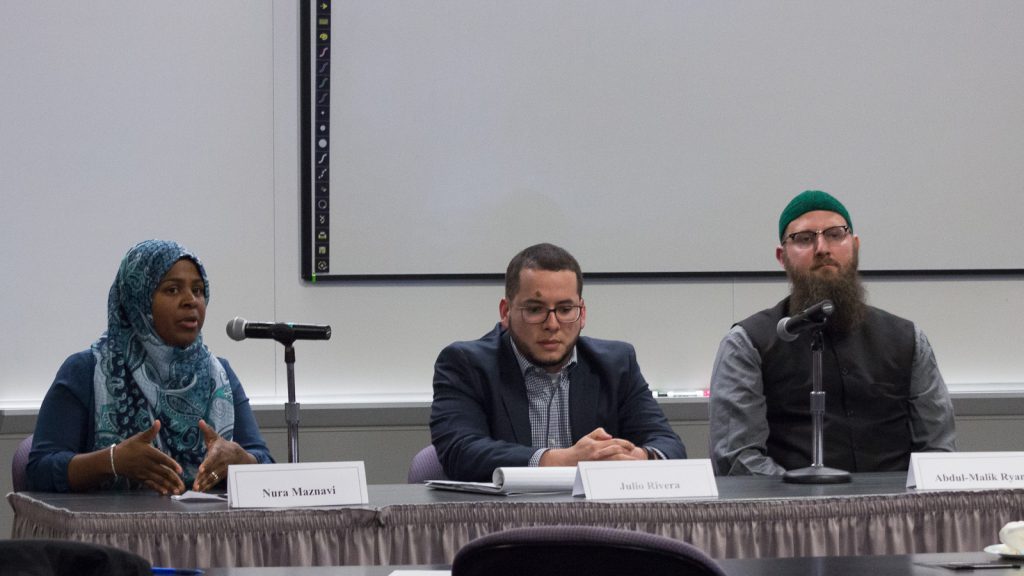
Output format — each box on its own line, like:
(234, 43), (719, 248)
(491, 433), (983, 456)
(430, 243), (686, 481)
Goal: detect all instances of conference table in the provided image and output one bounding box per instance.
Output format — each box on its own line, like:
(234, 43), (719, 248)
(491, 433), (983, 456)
(8, 472), (1024, 568)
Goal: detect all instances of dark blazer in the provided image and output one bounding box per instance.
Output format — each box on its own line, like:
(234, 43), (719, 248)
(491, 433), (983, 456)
(430, 324), (686, 481)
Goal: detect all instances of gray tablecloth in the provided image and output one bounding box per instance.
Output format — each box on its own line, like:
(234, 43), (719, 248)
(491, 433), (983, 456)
(9, 473), (1022, 567)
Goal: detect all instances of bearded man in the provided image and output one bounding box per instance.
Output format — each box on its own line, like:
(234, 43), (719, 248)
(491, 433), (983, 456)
(709, 190), (956, 476)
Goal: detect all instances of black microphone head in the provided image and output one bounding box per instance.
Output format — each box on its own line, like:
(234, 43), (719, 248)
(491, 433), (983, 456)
(776, 317), (798, 342)
(226, 317), (247, 341)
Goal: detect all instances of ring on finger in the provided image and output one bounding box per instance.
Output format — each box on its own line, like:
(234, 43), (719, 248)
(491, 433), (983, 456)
(211, 470), (219, 482)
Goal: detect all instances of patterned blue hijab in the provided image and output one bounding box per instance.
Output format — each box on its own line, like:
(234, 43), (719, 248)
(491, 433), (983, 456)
(91, 240), (234, 485)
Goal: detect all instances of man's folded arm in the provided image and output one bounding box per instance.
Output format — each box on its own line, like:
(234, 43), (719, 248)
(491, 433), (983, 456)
(908, 326), (956, 453)
(709, 326), (786, 476)
(429, 345), (534, 481)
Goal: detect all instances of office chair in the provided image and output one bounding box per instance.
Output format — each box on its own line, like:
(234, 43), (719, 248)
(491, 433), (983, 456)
(407, 444), (448, 483)
(0, 539), (151, 576)
(11, 433), (33, 492)
(452, 525), (727, 576)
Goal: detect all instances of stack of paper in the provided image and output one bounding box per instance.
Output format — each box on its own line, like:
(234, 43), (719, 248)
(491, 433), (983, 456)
(425, 466), (577, 495)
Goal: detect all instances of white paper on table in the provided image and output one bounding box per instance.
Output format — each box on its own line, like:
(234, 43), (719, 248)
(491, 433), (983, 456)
(171, 490), (228, 502)
(425, 466), (577, 495)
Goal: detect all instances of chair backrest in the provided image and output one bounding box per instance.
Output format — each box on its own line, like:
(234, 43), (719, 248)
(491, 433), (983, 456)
(0, 539), (151, 576)
(406, 444), (447, 483)
(452, 525), (727, 576)
(11, 433), (34, 492)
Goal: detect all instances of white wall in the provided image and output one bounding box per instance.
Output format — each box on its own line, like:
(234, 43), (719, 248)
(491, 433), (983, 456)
(1, 1), (1022, 409)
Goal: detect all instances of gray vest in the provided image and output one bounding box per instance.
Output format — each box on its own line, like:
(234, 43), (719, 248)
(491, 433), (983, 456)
(737, 298), (916, 472)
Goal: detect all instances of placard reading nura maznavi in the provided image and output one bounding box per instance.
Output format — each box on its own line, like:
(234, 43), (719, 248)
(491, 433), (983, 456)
(227, 461), (368, 508)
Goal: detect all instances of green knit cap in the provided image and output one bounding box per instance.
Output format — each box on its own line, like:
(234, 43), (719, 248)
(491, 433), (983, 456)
(778, 190), (853, 241)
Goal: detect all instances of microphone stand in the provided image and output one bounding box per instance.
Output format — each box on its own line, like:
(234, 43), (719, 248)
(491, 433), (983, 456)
(282, 343), (301, 464)
(267, 330), (301, 464)
(228, 318), (330, 464)
(783, 325), (851, 484)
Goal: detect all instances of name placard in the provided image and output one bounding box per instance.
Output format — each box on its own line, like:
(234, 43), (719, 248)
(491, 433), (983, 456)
(907, 452), (1024, 490)
(572, 459), (718, 500)
(227, 461), (368, 508)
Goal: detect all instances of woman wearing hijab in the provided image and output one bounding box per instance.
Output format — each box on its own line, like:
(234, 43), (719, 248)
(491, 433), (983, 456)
(27, 240), (273, 494)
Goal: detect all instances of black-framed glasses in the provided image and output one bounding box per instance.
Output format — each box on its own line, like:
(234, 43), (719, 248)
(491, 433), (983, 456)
(517, 304), (584, 324)
(783, 225), (850, 249)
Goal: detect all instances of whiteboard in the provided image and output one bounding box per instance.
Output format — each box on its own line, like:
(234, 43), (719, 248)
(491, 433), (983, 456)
(306, 0), (1024, 277)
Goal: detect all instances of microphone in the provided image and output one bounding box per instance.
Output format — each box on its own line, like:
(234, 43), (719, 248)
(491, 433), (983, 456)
(226, 317), (331, 344)
(776, 300), (834, 342)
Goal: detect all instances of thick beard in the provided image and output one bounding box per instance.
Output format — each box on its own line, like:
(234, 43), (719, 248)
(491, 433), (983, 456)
(784, 250), (867, 334)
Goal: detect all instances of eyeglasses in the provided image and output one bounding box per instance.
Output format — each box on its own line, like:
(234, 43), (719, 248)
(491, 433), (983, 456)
(783, 225), (850, 249)
(517, 304), (584, 324)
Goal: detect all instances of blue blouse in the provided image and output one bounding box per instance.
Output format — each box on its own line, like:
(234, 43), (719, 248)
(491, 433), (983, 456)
(27, 350), (274, 492)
